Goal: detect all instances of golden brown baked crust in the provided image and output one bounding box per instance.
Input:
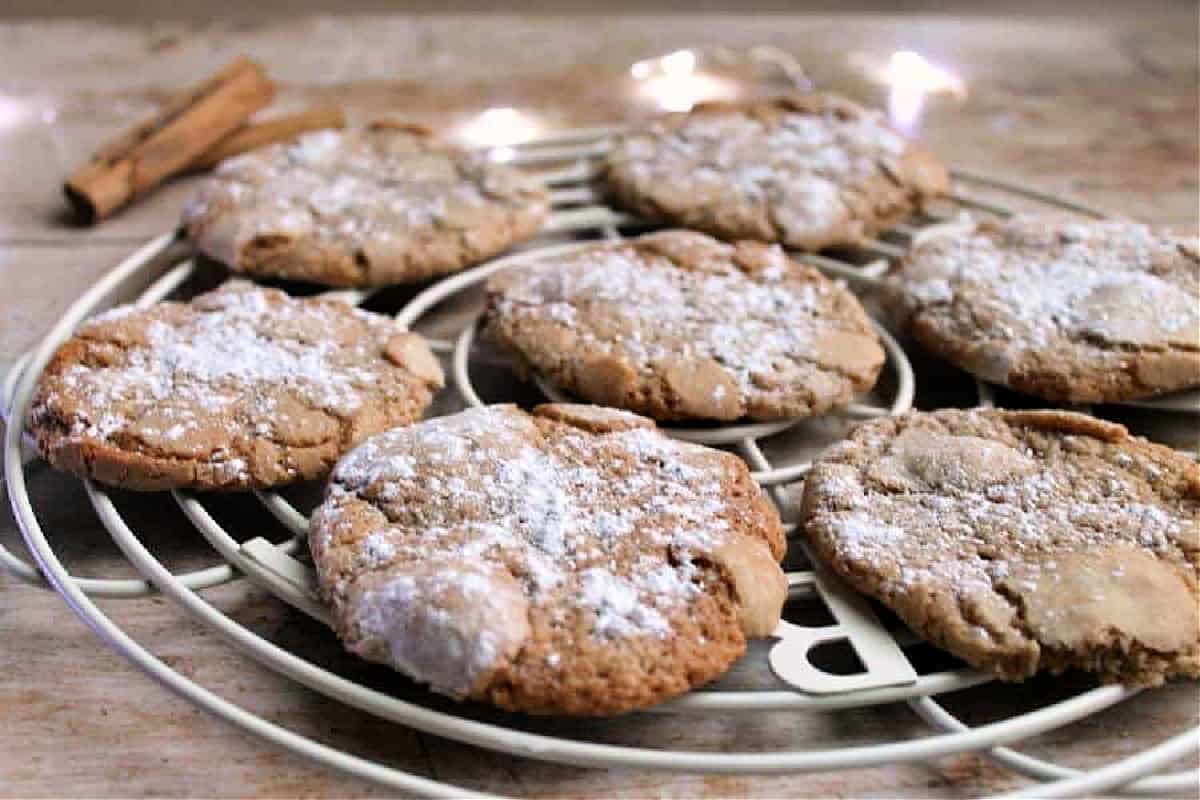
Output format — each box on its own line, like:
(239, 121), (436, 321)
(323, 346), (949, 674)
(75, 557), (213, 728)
(603, 93), (948, 250)
(800, 408), (1200, 686)
(182, 123), (549, 288)
(310, 403), (788, 715)
(31, 281), (442, 491)
(887, 216), (1200, 403)
(484, 230), (885, 423)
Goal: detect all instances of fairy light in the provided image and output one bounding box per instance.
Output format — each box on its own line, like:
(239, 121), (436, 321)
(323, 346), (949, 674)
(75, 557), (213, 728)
(629, 49), (740, 113)
(487, 145), (518, 163)
(878, 51), (966, 135)
(658, 49), (697, 78)
(0, 95), (33, 132)
(452, 107), (543, 150)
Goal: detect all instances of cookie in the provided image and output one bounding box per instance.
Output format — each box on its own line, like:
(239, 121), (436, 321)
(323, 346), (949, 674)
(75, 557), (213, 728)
(887, 216), (1200, 403)
(604, 93), (948, 251)
(484, 230), (885, 423)
(800, 408), (1200, 686)
(182, 122), (549, 288)
(309, 403), (787, 715)
(31, 281), (443, 491)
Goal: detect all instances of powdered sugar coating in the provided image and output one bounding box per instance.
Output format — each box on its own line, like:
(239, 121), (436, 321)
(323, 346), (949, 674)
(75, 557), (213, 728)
(310, 404), (787, 713)
(802, 408), (1200, 685)
(31, 281), (440, 491)
(889, 216), (1200, 402)
(605, 94), (948, 250)
(346, 565), (531, 697)
(319, 407), (732, 623)
(485, 230), (885, 422)
(183, 125), (549, 288)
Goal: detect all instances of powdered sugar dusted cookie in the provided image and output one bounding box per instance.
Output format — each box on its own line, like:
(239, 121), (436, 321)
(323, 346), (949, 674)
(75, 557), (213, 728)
(888, 216), (1200, 403)
(604, 94), (948, 250)
(32, 281), (443, 491)
(484, 230), (885, 423)
(801, 408), (1200, 686)
(183, 123), (549, 288)
(310, 403), (787, 715)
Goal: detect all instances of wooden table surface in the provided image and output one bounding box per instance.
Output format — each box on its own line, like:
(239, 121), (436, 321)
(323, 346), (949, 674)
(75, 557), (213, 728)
(1, 6), (1198, 798)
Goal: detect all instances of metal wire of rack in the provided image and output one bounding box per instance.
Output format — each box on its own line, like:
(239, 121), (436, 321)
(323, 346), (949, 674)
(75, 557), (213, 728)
(2, 127), (1198, 798)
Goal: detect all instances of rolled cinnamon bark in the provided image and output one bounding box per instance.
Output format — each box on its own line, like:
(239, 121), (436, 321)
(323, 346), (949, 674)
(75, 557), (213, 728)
(189, 105), (346, 171)
(64, 56), (274, 223)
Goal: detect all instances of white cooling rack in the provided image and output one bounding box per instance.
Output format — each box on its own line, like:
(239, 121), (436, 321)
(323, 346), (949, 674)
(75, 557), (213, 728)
(2, 127), (1198, 799)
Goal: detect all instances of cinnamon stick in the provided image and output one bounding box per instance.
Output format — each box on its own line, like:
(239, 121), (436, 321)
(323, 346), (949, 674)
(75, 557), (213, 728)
(64, 56), (274, 223)
(189, 105), (346, 171)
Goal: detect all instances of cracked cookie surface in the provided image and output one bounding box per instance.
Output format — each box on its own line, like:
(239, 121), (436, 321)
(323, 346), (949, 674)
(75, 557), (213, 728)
(604, 93), (947, 250)
(310, 403), (787, 715)
(800, 408), (1200, 686)
(887, 216), (1200, 403)
(484, 230), (885, 423)
(182, 123), (549, 288)
(31, 281), (443, 491)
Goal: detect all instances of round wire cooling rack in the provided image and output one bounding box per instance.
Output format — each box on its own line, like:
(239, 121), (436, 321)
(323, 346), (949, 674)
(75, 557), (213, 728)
(2, 126), (1198, 798)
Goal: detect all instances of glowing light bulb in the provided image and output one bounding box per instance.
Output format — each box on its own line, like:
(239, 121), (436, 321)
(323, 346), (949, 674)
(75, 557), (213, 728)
(453, 107), (542, 148)
(879, 51), (966, 135)
(0, 95), (33, 132)
(488, 145), (517, 163)
(659, 49), (697, 77)
(629, 49), (739, 113)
